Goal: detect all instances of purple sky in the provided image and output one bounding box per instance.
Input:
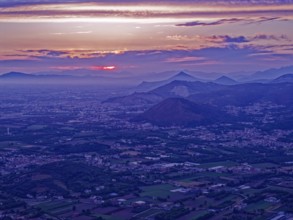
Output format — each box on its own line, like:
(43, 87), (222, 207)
(0, 0), (292, 75)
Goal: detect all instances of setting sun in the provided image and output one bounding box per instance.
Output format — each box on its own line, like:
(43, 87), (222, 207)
(91, 65), (117, 71)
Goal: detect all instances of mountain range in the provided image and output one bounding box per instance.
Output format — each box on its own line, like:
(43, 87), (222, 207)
(104, 71), (293, 129)
(271, 74), (293, 83)
(134, 71), (202, 92)
(105, 72), (293, 108)
(0, 72), (74, 79)
(2, 69), (292, 127)
(246, 65), (293, 81)
(131, 81), (293, 126)
(1, 65), (293, 85)
(214, 76), (238, 85)
(0, 71), (132, 87)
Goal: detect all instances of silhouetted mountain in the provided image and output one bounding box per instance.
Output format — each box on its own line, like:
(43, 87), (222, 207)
(0, 72), (76, 80)
(135, 71), (201, 92)
(104, 77), (293, 108)
(214, 76), (238, 85)
(189, 83), (293, 107)
(271, 74), (293, 83)
(0, 71), (135, 87)
(136, 98), (226, 126)
(0, 72), (35, 78)
(104, 80), (225, 105)
(169, 71), (197, 81)
(250, 66), (293, 80)
(152, 80), (224, 98)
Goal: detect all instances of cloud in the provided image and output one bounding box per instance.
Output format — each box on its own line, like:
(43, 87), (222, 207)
(222, 36), (248, 43)
(175, 17), (286, 27)
(165, 56), (206, 63)
(211, 35), (249, 43)
(252, 34), (291, 41)
(20, 49), (70, 58)
(176, 18), (243, 27)
(1, 44), (292, 74)
(17, 49), (125, 59)
(10, 34), (291, 65)
(0, 2), (293, 22)
(51, 31), (93, 35)
(166, 34), (250, 44)
(211, 34), (291, 43)
(0, 1), (292, 74)
(1, 0), (293, 7)
(166, 35), (191, 41)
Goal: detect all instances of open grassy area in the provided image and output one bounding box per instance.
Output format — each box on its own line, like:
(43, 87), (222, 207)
(251, 163), (279, 168)
(60, 126), (75, 131)
(0, 141), (23, 149)
(215, 149), (235, 155)
(191, 210), (211, 220)
(198, 161), (238, 168)
(268, 185), (293, 194)
(26, 125), (47, 131)
(176, 174), (202, 183)
(50, 206), (73, 216)
(196, 197), (214, 207)
(93, 214), (123, 220)
(241, 188), (264, 196)
(140, 184), (175, 198)
(133, 208), (163, 219)
(177, 172), (231, 183)
(199, 172), (231, 178)
(245, 201), (271, 212)
(36, 200), (78, 215)
(216, 194), (238, 204)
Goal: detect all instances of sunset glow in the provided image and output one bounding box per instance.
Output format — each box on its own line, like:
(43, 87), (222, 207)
(0, 0), (292, 74)
(1, 2), (293, 218)
(91, 66), (117, 71)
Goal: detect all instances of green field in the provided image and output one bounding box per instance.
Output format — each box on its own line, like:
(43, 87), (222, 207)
(93, 214), (124, 220)
(251, 163), (279, 168)
(26, 125), (47, 130)
(241, 188), (264, 196)
(0, 141), (22, 149)
(268, 185), (293, 194)
(61, 126), (75, 131)
(245, 201), (271, 212)
(198, 161), (238, 168)
(177, 175), (201, 182)
(216, 194), (238, 204)
(36, 200), (78, 215)
(191, 210), (211, 220)
(140, 184), (175, 198)
(177, 172), (231, 182)
(133, 208), (163, 219)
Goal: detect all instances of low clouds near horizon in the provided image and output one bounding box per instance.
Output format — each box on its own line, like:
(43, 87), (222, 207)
(0, 0), (292, 74)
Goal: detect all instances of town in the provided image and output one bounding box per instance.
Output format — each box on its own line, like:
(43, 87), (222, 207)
(0, 85), (292, 220)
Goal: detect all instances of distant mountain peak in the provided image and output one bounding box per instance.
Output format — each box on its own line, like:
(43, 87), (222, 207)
(217, 75), (231, 80)
(251, 65), (293, 80)
(271, 73), (293, 83)
(175, 71), (190, 77)
(214, 75), (237, 85)
(1, 72), (32, 77)
(135, 71), (199, 92)
(171, 71), (195, 79)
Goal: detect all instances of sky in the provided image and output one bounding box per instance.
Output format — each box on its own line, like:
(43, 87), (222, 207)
(0, 0), (293, 76)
